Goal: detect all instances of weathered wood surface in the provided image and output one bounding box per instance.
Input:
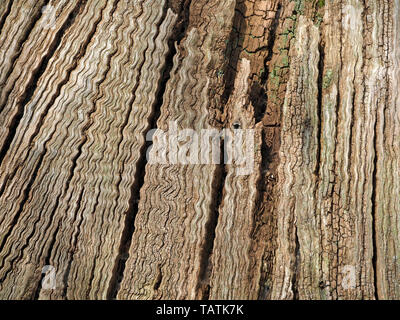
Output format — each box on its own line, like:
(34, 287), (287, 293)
(0, 0), (399, 300)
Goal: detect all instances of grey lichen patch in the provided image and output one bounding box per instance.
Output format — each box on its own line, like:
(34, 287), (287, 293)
(322, 69), (333, 89)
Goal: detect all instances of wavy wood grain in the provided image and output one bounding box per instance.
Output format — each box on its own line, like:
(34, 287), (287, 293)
(0, 0), (398, 300)
(0, 0), (177, 299)
(0, 0), (47, 97)
(117, 0), (236, 300)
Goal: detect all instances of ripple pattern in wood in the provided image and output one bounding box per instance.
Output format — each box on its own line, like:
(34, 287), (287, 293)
(0, 0), (399, 300)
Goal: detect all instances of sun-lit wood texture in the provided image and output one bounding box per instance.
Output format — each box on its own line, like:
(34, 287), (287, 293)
(0, 0), (398, 300)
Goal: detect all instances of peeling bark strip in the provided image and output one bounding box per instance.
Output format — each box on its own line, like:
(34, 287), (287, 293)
(375, 0), (400, 299)
(0, 0), (399, 300)
(269, 0), (397, 300)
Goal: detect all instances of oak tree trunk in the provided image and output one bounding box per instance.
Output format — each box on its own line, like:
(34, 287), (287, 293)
(0, 0), (398, 300)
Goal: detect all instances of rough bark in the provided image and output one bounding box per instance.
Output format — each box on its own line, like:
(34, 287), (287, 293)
(0, 0), (399, 300)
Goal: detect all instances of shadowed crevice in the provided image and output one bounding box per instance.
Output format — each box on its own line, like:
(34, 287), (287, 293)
(0, 0), (13, 36)
(197, 138), (227, 300)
